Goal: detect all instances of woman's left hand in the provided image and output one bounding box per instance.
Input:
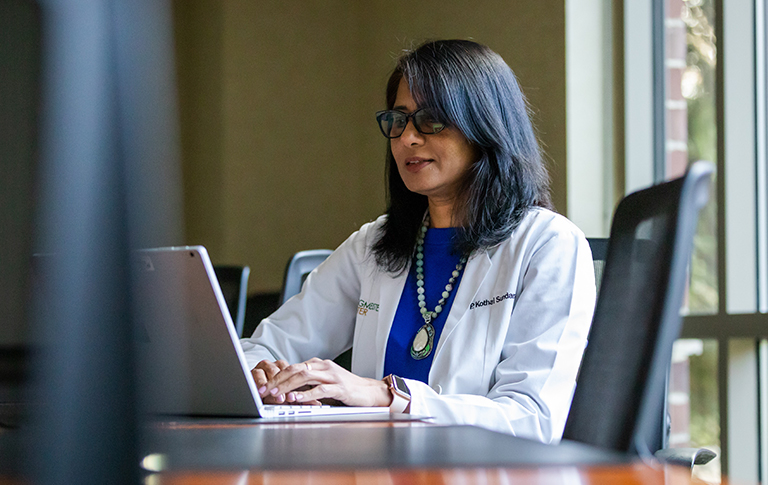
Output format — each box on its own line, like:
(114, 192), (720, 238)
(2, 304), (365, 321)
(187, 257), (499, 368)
(261, 358), (392, 408)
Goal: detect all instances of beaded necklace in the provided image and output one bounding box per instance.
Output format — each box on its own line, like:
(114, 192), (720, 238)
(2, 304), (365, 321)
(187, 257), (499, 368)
(410, 215), (468, 360)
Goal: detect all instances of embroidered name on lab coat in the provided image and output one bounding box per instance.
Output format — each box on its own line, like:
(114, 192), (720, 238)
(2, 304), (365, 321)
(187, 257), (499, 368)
(469, 292), (515, 310)
(358, 299), (380, 316)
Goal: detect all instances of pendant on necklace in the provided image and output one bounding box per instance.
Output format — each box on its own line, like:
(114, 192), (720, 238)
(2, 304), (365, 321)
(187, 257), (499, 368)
(410, 212), (466, 361)
(410, 322), (435, 360)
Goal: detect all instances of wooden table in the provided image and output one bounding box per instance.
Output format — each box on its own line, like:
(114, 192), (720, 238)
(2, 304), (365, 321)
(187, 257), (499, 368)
(1, 419), (725, 484)
(142, 419), (623, 470)
(144, 463), (713, 485)
(138, 420), (720, 485)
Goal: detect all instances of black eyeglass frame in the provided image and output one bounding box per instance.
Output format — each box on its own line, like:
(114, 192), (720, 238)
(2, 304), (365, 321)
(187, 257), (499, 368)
(375, 108), (447, 139)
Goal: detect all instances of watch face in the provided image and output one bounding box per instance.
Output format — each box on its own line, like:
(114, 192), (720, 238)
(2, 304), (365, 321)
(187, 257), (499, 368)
(393, 375), (410, 397)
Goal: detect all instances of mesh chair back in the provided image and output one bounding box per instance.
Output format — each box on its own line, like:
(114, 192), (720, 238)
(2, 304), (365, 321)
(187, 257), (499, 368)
(587, 238), (608, 297)
(213, 265), (250, 337)
(279, 249), (333, 305)
(562, 162), (713, 456)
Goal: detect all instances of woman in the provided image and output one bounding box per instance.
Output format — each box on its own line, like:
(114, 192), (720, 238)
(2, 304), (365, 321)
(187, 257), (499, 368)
(240, 39), (595, 443)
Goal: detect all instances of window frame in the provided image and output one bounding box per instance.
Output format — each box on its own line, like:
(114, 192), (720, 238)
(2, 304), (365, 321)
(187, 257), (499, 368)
(620, 0), (768, 481)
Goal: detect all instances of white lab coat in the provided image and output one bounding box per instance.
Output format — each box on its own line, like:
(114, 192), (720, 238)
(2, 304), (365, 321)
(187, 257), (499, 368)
(240, 207), (596, 443)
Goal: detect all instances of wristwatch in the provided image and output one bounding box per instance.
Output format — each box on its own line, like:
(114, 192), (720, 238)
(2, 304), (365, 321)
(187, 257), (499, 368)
(384, 374), (411, 413)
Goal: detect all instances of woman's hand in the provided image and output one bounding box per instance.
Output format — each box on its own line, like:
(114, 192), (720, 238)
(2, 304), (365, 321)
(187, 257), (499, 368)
(259, 358), (393, 408)
(250, 360), (322, 405)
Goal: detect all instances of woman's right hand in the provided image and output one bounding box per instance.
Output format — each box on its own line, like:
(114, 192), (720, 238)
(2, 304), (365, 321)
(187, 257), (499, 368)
(250, 360), (322, 405)
(251, 360), (289, 404)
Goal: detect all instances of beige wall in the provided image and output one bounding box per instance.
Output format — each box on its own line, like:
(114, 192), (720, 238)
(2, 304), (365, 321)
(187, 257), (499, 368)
(174, 0), (567, 293)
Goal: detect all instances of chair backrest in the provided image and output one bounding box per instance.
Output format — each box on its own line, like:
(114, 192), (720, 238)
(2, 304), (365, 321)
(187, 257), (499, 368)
(213, 265), (250, 337)
(279, 249), (333, 305)
(562, 161), (713, 456)
(586, 238), (608, 297)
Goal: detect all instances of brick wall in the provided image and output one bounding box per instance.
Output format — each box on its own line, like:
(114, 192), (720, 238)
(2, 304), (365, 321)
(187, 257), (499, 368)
(666, 0), (692, 448)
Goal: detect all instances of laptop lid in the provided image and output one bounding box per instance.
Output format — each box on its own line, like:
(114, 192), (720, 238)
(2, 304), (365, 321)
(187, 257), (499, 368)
(134, 246), (265, 417)
(133, 246), (393, 420)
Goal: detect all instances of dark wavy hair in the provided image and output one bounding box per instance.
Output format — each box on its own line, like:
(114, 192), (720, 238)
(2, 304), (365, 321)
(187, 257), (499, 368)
(371, 39), (553, 273)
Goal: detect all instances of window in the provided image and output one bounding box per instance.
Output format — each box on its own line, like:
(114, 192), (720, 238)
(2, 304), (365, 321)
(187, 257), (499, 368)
(665, 1), (721, 481)
(622, 0), (768, 482)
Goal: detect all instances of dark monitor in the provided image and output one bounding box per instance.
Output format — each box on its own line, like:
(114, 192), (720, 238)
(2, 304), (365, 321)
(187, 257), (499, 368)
(1, 1), (183, 482)
(0, 0), (41, 403)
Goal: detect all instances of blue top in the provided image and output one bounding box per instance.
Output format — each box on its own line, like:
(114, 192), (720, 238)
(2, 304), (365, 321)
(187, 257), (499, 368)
(383, 227), (465, 384)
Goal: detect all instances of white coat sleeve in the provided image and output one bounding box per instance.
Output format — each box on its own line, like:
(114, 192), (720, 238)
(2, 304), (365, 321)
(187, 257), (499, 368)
(238, 223), (373, 370)
(406, 223), (596, 443)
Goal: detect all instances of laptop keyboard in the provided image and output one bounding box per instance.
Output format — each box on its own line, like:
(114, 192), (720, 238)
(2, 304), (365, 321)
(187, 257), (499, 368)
(267, 404), (332, 416)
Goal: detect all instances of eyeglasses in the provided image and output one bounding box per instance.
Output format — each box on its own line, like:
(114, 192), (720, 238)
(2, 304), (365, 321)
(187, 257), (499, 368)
(375, 109), (446, 139)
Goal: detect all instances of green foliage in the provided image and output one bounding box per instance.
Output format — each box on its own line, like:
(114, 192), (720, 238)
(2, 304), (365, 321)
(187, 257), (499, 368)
(684, 0), (718, 315)
(684, 0), (720, 451)
(688, 340), (720, 447)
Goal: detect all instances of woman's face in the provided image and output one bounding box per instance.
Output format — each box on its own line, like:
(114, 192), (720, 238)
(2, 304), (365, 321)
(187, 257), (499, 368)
(390, 78), (476, 206)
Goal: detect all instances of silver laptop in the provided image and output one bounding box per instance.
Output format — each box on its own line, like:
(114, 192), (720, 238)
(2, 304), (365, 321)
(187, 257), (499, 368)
(133, 246), (390, 419)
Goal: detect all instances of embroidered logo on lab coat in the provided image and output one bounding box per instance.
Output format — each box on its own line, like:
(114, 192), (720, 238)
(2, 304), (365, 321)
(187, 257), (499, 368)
(358, 299), (380, 316)
(469, 292), (515, 310)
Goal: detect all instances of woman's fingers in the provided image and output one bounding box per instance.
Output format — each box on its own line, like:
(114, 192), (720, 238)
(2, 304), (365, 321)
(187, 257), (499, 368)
(251, 359), (290, 395)
(265, 359), (324, 398)
(288, 383), (339, 404)
(254, 359), (287, 379)
(258, 358), (389, 408)
(264, 358), (361, 405)
(284, 391), (323, 405)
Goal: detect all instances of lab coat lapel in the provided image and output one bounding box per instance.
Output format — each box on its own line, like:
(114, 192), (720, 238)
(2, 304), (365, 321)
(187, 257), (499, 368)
(373, 263), (409, 378)
(434, 249), (493, 355)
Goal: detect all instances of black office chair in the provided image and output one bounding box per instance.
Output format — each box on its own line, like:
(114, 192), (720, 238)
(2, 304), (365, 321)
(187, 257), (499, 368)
(586, 238), (608, 298)
(213, 265), (250, 338)
(562, 161), (716, 468)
